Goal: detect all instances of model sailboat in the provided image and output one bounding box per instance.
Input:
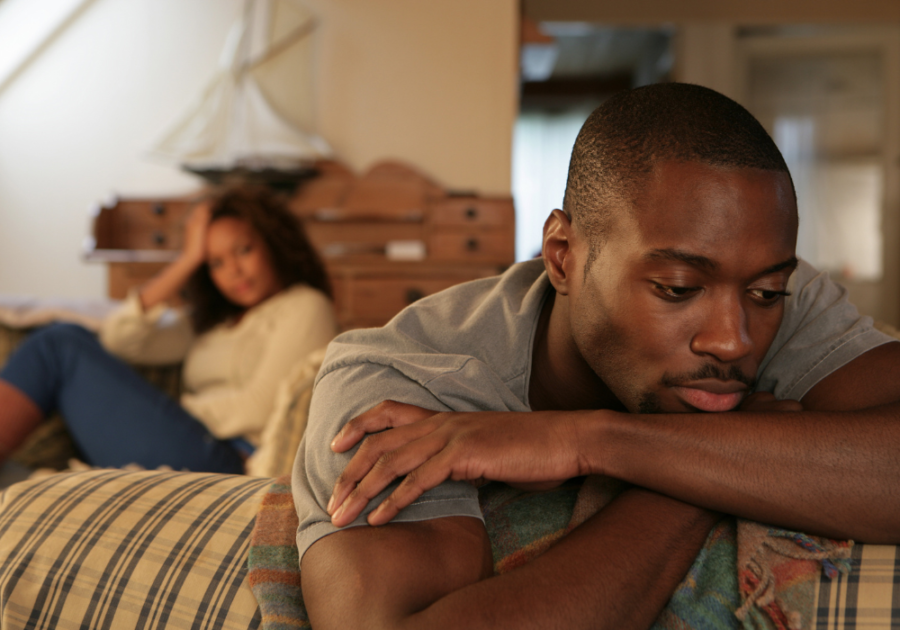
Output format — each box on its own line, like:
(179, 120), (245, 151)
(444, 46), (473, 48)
(148, 0), (331, 187)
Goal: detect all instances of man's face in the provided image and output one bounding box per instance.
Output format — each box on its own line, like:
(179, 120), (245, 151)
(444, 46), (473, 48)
(567, 160), (798, 413)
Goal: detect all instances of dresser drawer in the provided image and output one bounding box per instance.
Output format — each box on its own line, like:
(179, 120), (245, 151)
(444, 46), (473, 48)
(330, 267), (498, 328)
(431, 197), (514, 227)
(428, 228), (514, 264)
(97, 200), (192, 251)
(338, 276), (465, 320)
(304, 221), (425, 259)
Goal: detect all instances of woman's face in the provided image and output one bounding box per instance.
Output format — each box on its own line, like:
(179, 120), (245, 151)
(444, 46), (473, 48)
(205, 217), (284, 309)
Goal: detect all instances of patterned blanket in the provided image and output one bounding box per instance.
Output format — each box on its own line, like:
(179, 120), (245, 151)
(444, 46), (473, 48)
(248, 476), (853, 630)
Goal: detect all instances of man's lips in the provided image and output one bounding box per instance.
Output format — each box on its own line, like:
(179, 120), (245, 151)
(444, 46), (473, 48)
(670, 379), (749, 412)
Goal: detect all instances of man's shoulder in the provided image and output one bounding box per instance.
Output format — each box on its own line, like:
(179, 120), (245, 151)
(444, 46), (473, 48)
(319, 259), (550, 389)
(758, 259), (895, 399)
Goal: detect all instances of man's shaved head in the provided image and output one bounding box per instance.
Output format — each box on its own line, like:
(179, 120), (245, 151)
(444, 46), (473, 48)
(563, 83), (793, 268)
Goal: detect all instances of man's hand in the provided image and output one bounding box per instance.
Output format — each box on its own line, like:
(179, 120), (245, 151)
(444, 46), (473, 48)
(328, 401), (592, 527)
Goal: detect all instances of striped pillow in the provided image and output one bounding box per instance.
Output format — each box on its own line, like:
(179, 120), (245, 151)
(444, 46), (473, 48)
(0, 470), (268, 630)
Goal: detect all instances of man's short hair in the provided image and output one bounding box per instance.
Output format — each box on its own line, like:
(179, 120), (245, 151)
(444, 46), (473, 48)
(563, 83), (793, 267)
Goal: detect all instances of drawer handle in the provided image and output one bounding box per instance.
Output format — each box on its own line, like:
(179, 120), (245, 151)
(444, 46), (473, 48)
(405, 288), (425, 304)
(465, 238), (479, 252)
(152, 231), (166, 246)
(152, 203), (165, 216)
(465, 207), (478, 220)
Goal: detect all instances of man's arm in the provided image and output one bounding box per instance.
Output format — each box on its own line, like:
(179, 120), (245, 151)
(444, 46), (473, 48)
(329, 342), (900, 542)
(299, 363), (718, 629)
(606, 341), (900, 542)
(302, 489), (719, 630)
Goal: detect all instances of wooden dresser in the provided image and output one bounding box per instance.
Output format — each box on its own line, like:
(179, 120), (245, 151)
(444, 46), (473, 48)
(85, 161), (516, 330)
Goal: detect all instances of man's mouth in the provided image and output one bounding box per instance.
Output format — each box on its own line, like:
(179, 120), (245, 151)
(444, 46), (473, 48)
(670, 379), (749, 412)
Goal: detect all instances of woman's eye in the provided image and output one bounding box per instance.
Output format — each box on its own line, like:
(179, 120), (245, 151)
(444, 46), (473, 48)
(208, 259), (222, 270)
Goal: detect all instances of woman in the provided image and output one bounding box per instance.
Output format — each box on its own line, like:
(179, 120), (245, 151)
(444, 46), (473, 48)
(0, 185), (339, 473)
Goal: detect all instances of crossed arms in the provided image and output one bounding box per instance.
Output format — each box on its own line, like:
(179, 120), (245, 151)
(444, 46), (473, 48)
(300, 341), (900, 630)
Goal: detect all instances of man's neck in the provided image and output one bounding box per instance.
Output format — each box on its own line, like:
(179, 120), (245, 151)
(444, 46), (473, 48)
(528, 291), (624, 412)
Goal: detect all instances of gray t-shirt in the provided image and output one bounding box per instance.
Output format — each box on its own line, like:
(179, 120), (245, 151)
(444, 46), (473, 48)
(293, 258), (893, 559)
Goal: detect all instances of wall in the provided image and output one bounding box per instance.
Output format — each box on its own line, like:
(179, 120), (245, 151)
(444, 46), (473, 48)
(0, 0), (519, 299)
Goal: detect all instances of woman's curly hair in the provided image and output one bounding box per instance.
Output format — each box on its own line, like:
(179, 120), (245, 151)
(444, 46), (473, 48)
(185, 185), (332, 333)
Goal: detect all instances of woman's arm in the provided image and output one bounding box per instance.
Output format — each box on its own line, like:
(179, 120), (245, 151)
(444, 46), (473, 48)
(138, 203), (209, 310)
(98, 205), (210, 364)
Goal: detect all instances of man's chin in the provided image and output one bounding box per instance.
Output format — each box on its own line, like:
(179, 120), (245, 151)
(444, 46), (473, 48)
(637, 393), (665, 414)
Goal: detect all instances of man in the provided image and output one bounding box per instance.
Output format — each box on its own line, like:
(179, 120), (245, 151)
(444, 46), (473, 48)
(293, 83), (900, 629)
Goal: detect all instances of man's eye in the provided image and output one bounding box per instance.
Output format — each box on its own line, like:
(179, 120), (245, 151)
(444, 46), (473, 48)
(748, 288), (791, 305)
(654, 284), (698, 300)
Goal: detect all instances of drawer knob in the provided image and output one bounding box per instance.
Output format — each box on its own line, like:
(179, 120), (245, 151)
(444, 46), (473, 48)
(405, 288), (425, 304)
(465, 207), (478, 220)
(465, 238), (479, 252)
(152, 203), (165, 216)
(152, 231), (166, 246)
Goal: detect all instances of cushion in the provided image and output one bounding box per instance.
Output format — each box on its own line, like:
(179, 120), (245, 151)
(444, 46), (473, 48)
(245, 348), (326, 478)
(0, 470), (267, 629)
(1, 471), (898, 630)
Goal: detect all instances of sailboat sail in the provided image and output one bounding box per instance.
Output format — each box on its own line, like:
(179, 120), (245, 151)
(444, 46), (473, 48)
(148, 0), (330, 171)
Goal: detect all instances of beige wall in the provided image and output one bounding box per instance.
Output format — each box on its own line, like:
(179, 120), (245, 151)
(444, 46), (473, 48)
(0, 0), (518, 299)
(309, 0), (518, 194)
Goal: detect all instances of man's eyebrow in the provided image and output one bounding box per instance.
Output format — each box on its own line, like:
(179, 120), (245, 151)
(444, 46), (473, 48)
(643, 250), (799, 277)
(758, 256), (799, 276)
(644, 249), (718, 271)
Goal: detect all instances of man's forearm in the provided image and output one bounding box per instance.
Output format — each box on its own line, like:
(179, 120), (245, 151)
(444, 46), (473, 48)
(303, 489), (719, 630)
(415, 490), (719, 630)
(591, 403), (900, 542)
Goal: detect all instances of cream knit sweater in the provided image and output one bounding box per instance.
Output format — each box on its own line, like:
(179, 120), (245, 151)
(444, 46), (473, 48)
(99, 284), (339, 446)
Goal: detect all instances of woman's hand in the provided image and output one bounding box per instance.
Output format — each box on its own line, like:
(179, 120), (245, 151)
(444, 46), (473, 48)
(327, 401), (593, 527)
(138, 202), (212, 310)
(181, 202), (212, 267)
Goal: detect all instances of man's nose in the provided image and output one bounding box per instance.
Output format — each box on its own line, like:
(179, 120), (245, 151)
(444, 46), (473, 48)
(690, 295), (753, 363)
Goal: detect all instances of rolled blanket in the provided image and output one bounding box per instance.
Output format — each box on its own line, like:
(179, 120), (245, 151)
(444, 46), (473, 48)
(247, 476), (853, 630)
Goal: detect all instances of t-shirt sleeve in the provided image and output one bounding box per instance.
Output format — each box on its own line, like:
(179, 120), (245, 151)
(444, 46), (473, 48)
(756, 260), (896, 400)
(292, 361), (483, 562)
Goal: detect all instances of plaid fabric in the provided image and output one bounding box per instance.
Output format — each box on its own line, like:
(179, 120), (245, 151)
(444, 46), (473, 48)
(0, 470), (269, 629)
(814, 544), (900, 629)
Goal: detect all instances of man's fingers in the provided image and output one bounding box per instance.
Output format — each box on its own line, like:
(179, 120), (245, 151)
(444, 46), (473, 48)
(330, 429), (449, 525)
(331, 401), (439, 452)
(329, 419), (439, 515)
(367, 455), (456, 526)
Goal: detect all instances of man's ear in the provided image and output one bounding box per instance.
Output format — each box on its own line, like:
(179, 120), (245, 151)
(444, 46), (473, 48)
(542, 209), (575, 296)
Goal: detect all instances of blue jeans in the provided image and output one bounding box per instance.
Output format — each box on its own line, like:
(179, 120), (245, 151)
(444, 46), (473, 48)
(0, 323), (246, 473)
